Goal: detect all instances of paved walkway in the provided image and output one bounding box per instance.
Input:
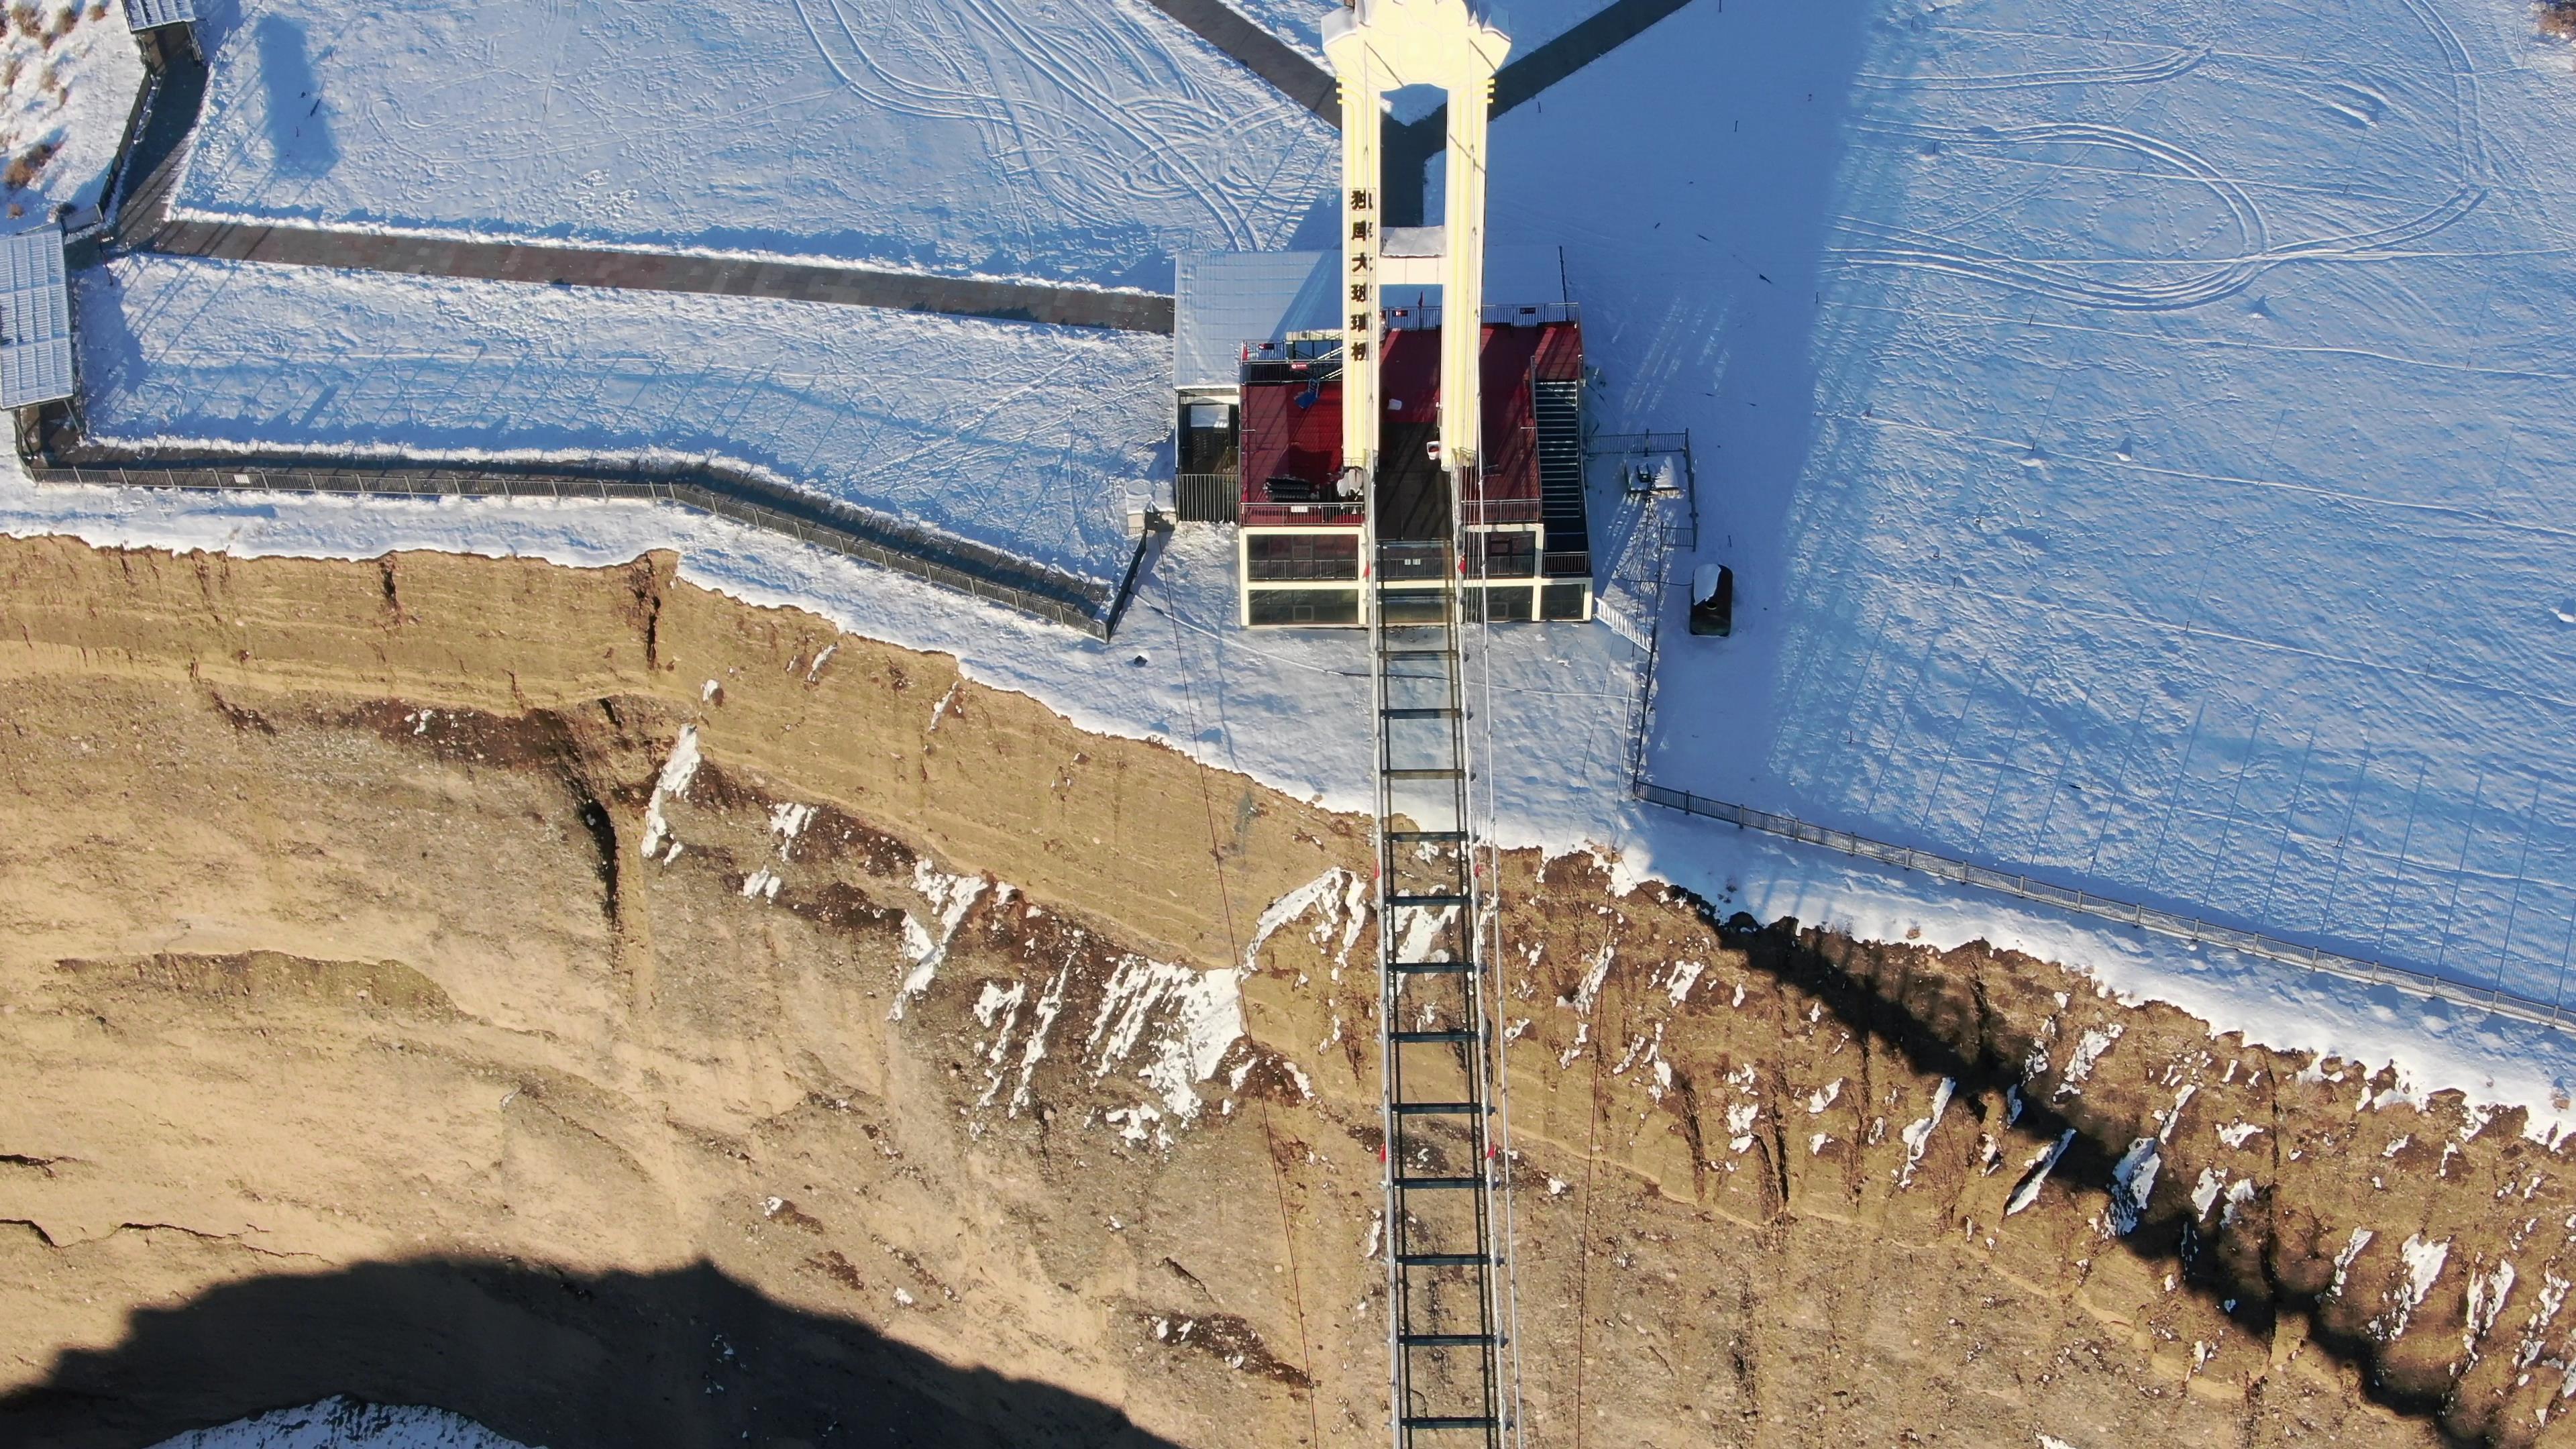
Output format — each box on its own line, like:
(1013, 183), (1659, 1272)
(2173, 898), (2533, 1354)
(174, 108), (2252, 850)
(1142, 0), (1337, 118)
(138, 215), (1174, 332)
(1381, 0), (1702, 221)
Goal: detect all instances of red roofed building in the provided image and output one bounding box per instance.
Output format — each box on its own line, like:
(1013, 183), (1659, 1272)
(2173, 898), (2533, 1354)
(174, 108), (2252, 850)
(1230, 305), (1591, 627)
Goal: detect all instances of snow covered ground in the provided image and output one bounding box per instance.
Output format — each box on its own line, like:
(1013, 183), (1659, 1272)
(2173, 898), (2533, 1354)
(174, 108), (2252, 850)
(1460, 0), (2576, 1008)
(164, 0), (1336, 290)
(74, 254), (1169, 590)
(148, 1397), (527, 1449)
(0, 0), (143, 222)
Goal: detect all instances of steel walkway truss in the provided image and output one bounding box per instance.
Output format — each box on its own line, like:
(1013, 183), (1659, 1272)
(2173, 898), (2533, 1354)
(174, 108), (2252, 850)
(1368, 535), (1520, 1448)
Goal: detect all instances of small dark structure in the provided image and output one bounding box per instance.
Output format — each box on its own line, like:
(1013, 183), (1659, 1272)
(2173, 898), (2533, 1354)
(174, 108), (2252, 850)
(123, 0), (203, 70)
(1688, 562), (1733, 637)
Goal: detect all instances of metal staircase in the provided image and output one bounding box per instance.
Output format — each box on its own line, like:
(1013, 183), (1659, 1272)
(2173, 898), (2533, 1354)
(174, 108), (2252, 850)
(1369, 532), (1515, 1448)
(1533, 379), (1587, 567)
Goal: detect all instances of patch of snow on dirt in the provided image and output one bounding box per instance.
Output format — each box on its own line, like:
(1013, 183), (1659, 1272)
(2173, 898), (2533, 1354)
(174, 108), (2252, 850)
(2108, 1137), (2160, 1236)
(1725, 1100), (1759, 1155)
(2004, 1130), (2076, 1216)
(1896, 1077), (1953, 1188)
(767, 802), (816, 856)
(1008, 969), (1068, 1117)
(2467, 1259), (2516, 1359)
(1572, 940), (1613, 1015)
(150, 1396), (529, 1448)
(889, 861), (986, 1021)
(1664, 958), (1705, 1004)
(2330, 1228), (2375, 1299)
(2375, 1233), (2452, 1341)
(2055, 1024), (2123, 1099)
(1085, 955), (1244, 1122)
(1245, 867), (1363, 972)
(638, 725), (701, 861)
(1397, 902), (1459, 967)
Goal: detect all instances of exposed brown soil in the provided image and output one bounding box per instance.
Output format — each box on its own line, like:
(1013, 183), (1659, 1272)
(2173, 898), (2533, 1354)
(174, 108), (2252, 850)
(1, 537), (2572, 1448)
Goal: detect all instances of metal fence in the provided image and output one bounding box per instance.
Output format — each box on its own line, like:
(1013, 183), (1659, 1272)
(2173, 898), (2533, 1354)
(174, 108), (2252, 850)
(30, 456), (1152, 640)
(1632, 782), (2576, 1034)
(1175, 472), (1238, 523)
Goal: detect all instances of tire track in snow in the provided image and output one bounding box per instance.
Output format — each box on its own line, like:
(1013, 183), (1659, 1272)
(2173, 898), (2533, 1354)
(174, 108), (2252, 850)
(1837, 121), (2483, 310)
(1856, 42), (2211, 92)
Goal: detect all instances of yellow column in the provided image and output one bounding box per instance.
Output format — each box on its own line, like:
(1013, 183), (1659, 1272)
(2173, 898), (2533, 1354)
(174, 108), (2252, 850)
(1337, 53), (1382, 489)
(1439, 62), (1496, 479)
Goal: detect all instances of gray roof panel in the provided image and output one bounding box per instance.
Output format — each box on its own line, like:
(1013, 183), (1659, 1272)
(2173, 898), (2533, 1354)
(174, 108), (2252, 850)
(123, 0), (197, 30)
(0, 225), (74, 407)
(1172, 250), (1338, 390)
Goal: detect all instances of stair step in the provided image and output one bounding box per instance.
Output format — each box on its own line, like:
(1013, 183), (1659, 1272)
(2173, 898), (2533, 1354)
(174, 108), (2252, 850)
(1389, 960), (1477, 975)
(1401, 1415), (1501, 1430)
(1384, 767), (1464, 780)
(1392, 1101), (1485, 1115)
(1387, 829), (1467, 843)
(1387, 892), (1469, 908)
(1390, 1028), (1478, 1044)
(1382, 706), (1458, 720)
(1393, 1174), (1484, 1190)
(1395, 1252), (1491, 1267)
(1399, 1332), (1498, 1346)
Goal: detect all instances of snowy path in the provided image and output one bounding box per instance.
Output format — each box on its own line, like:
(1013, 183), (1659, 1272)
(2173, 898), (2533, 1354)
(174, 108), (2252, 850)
(134, 211), (1175, 333)
(1140, 0), (1336, 118)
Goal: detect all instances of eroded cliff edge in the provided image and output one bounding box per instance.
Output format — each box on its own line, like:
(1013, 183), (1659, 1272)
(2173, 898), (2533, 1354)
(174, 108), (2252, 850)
(1, 538), (2567, 1448)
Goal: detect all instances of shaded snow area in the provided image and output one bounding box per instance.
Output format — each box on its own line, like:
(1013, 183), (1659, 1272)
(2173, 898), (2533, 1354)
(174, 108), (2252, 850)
(166, 0), (1334, 290)
(149, 1397), (529, 1448)
(74, 254), (1166, 589)
(1548, 0), (2576, 1008)
(0, 1), (141, 222)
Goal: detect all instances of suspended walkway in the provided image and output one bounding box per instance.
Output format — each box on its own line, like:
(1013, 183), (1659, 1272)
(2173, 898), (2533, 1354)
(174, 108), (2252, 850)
(1368, 536), (1519, 1447)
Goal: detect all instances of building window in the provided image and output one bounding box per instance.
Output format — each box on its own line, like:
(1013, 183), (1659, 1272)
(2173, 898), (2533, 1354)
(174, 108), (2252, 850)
(1248, 588), (1361, 626)
(1246, 533), (1360, 581)
(1466, 531), (1536, 579)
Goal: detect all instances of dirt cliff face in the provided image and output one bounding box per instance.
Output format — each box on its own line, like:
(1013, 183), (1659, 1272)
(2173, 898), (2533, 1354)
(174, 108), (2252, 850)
(1, 537), (2571, 1448)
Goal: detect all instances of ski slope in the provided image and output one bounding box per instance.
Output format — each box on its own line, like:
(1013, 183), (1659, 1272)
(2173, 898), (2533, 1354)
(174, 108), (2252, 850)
(1452, 0), (2576, 1006)
(164, 0), (1336, 290)
(74, 254), (1168, 591)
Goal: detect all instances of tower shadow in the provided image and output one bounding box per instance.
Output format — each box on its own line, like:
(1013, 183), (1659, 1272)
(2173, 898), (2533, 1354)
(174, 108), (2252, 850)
(1, 1256), (1189, 1449)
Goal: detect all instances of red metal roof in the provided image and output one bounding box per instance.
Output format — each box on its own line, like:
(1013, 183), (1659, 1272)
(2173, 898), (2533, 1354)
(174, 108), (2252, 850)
(1238, 317), (1581, 527)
